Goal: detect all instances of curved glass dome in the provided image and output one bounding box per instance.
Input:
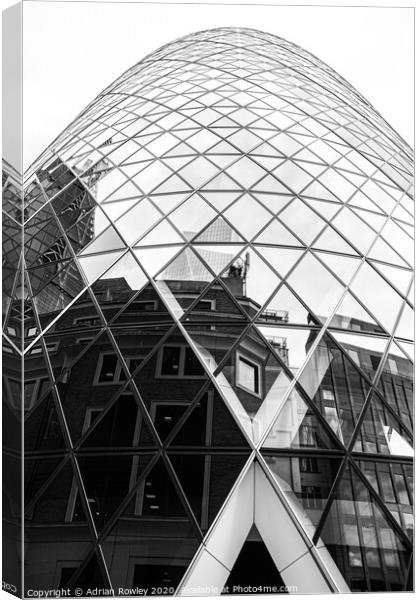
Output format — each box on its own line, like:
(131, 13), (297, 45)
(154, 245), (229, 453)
(4, 27), (413, 595)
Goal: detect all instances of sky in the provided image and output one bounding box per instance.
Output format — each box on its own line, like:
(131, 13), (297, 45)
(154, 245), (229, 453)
(8, 0), (413, 172)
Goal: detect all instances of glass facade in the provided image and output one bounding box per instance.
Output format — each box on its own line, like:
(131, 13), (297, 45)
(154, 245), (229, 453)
(3, 27), (413, 595)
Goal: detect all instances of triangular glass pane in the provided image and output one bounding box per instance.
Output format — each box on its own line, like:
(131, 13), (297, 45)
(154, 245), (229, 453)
(79, 225), (126, 256)
(160, 395), (208, 447)
(254, 217), (303, 246)
(108, 285), (172, 327)
(193, 216), (245, 243)
(353, 393), (413, 457)
(369, 262), (412, 297)
(200, 191), (241, 213)
(153, 172), (193, 194)
(78, 250), (125, 285)
(202, 171), (243, 191)
(65, 205), (111, 252)
(329, 290), (386, 335)
(286, 252), (345, 324)
(193, 244), (244, 278)
(350, 262), (405, 335)
(156, 246), (216, 283)
(302, 179), (339, 201)
(133, 245), (183, 278)
(30, 260), (86, 317)
(114, 198), (162, 246)
(257, 282), (314, 326)
(348, 189), (386, 213)
(331, 207), (378, 255)
(315, 253), (362, 286)
(368, 236), (408, 268)
(181, 279), (248, 322)
(278, 199), (326, 245)
(308, 199), (341, 221)
(100, 197), (139, 222)
(327, 330), (389, 382)
(217, 325), (292, 421)
(262, 387), (339, 450)
(80, 392), (141, 448)
(27, 259), (84, 304)
(183, 322), (247, 375)
(313, 227), (358, 255)
(262, 453), (343, 537)
(96, 251), (148, 301)
(95, 169), (135, 203)
(242, 248), (301, 308)
(77, 453), (152, 531)
(25, 391), (66, 452)
(297, 333), (369, 446)
(162, 155), (196, 172)
(223, 195), (273, 240)
(258, 325), (319, 376)
(147, 192), (187, 216)
(256, 193), (294, 215)
(167, 195), (217, 239)
(135, 218), (184, 246)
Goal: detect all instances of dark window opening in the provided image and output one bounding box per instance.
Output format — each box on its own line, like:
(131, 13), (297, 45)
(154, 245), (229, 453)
(84, 395), (138, 447)
(237, 356), (260, 395)
(98, 354), (118, 383)
(193, 300), (213, 311)
(161, 347), (181, 376)
(370, 355), (381, 371)
(299, 456), (319, 473)
(299, 424), (317, 447)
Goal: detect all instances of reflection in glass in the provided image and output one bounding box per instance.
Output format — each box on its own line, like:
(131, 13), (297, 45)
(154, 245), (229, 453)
(263, 454), (342, 536)
(318, 465), (411, 591)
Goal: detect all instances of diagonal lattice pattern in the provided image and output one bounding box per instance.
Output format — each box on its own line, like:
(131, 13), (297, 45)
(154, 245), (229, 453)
(3, 27), (413, 595)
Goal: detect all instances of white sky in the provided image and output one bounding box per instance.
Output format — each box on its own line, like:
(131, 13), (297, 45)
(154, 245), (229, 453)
(3, 0), (416, 170)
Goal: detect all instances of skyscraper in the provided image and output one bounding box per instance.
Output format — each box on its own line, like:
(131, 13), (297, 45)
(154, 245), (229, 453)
(3, 27), (413, 595)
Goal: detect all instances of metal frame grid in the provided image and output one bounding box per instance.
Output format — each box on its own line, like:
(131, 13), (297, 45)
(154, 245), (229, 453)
(2, 27), (413, 595)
